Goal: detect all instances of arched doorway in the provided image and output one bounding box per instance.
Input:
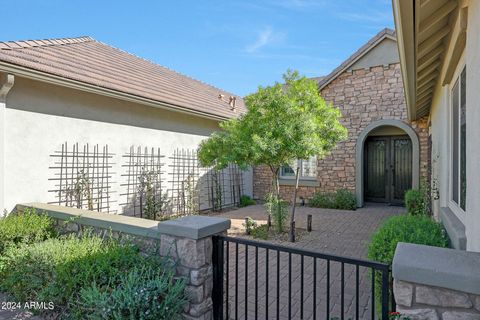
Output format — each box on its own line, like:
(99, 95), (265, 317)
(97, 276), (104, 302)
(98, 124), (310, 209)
(355, 120), (420, 207)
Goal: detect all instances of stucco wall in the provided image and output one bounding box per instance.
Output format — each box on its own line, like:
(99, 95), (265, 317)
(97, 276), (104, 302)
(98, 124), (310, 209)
(427, 2), (480, 252)
(253, 63), (429, 202)
(465, 0), (480, 252)
(1, 76), (253, 213)
(348, 38), (399, 71)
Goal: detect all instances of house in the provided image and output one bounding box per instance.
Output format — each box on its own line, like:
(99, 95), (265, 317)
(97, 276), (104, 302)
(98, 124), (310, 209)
(393, 0), (479, 252)
(388, 2), (480, 318)
(0, 37), (253, 215)
(253, 28), (429, 207)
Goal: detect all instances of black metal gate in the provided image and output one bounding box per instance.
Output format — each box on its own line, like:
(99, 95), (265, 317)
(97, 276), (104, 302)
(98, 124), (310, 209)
(212, 235), (393, 320)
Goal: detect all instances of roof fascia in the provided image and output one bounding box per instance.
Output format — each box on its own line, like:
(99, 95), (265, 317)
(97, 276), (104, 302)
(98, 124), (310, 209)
(0, 62), (228, 122)
(392, 0), (417, 121)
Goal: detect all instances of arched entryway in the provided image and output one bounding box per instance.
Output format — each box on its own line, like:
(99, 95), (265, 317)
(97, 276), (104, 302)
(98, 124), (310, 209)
(356, 119), (420, 207)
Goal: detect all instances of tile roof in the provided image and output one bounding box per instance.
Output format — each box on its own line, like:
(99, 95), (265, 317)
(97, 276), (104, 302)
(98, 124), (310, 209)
(0, 36), (245, 119)
(318, 28), (396, 90)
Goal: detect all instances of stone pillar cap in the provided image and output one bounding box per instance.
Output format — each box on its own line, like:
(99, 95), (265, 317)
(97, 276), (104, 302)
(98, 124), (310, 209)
(158, 215), (230, 240)
(393, 242), (480, 295)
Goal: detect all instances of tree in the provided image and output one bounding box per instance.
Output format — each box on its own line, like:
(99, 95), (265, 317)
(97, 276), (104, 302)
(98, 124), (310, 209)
(198, 70), (347, 240)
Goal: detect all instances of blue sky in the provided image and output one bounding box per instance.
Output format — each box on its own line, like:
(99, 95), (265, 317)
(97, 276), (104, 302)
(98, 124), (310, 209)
(0, 0), (394, 96)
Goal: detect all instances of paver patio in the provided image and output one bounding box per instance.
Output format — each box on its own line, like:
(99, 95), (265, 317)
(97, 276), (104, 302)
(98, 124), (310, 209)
(215, 203), (405, 319)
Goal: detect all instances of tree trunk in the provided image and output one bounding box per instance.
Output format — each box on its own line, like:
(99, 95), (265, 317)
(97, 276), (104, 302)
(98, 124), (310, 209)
(289, 166), (300, 242)
(268, 166), (280, 230)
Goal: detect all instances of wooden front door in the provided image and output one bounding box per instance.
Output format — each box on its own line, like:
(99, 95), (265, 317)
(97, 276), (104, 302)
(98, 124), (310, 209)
(364, 135), (412, 205)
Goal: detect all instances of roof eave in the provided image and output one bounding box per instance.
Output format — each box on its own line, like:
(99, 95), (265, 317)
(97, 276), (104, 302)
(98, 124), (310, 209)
(392, 0), (417, 121)
(318, 29), (397, 91)
(0, 61), (230, 122)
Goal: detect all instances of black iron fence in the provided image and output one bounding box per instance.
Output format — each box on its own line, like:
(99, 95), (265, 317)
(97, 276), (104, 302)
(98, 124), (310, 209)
(212, 235), (392, 320)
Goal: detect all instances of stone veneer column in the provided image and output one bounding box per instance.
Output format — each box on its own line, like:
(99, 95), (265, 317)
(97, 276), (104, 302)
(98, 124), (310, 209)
(158, 216), (231, 320)
(393, 242), (480, 320)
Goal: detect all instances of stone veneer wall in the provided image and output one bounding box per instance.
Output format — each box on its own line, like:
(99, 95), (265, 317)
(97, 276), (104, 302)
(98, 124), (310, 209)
(253, 63), (429, 201)
(394, 280), (480, 320)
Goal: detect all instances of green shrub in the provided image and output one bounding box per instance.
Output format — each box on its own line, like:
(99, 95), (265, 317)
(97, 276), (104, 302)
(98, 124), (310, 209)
(0, 232), (186, 318)
(334, 189), (357, 210)
(265, 194), (289, 233)
(368, 215), (449, 313)
(0, 208), (56, 254)
(309, 192), (335, 208)
(368, 214), (448, 265)
(310, 189), (356, 210)
(405, 188), (428, 215)
(250, 224), (269, 240)
(239, 195), (256, 207)
(0, 233), (139, 305)
(79, 266), (186, 320)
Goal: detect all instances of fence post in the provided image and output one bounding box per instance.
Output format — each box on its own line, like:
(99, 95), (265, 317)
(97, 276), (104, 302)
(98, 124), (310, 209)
(212, 236), (224, 320)
(382, 267), (390, 320)
(158, 216), (230, 320)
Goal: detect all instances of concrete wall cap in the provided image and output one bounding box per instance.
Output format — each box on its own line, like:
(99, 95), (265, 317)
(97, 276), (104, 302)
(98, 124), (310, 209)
(16, 203), (162, 239)
(393, 242), (480, 295)
(158, 215), (230, 240)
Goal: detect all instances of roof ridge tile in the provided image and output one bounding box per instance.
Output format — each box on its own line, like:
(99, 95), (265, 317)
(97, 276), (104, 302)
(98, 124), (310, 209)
(0, 36), (94, 50)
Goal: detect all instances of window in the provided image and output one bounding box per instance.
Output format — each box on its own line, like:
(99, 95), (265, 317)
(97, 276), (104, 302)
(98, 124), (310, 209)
(280, 156), (317, 179)
(451, 66), (467, 210)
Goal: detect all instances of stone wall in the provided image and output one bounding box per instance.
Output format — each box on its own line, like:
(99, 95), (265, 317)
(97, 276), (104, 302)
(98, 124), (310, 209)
(393, 242), (480, 320)
(253, 63), (429, 201)
(394, 280), (480, 320)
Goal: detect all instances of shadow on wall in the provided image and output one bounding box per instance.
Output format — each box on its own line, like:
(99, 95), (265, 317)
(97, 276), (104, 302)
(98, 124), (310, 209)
(48, 143), (248, 217)
(7, 77), (221, 136)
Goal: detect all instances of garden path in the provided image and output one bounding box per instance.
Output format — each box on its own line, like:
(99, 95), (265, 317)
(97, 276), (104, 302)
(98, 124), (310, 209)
(215, 203), (405, 319)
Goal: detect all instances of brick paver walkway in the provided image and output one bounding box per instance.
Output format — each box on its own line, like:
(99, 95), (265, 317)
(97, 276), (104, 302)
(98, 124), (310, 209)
(216, 203), (405, 320)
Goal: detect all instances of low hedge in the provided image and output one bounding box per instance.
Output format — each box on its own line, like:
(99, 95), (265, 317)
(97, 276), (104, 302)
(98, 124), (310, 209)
(368, 214), (449, 313)
(368, 214), (448, 264)
(309, 189), (356, 210)
(0, 208), (56, 254)
(239, 195), (256, 207)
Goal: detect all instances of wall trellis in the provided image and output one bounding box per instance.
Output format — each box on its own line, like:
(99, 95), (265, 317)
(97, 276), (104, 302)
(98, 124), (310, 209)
(203, 163), (245, 212)
(48, 142), (116, 213)
(120, 146), (168, 219)
(168, 148), (200, 216)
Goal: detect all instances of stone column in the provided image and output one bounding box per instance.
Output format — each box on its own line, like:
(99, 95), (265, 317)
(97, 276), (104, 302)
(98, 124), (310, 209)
(158, 216), (230, 320)
(393, 242), (480, 320)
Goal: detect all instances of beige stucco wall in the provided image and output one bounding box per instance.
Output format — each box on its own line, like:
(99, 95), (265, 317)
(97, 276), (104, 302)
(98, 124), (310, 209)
(429, 1), (480, 252)
(465, 0), (480, 252)
(1, 76), (253, 213)
(348, 38), (399, 71)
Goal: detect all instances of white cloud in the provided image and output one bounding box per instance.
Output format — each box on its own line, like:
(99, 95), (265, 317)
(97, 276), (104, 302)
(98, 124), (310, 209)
(245, 26), (285, 53)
